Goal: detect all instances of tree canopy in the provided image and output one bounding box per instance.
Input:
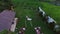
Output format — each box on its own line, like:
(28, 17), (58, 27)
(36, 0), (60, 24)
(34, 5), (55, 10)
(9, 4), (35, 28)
(0, 0), (13, 12)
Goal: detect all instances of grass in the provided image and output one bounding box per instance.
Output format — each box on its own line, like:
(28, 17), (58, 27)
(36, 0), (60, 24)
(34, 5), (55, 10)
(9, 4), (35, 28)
(0, 30), (8, 34)
(12, 0), (60, 34)
(40, 2), (60, 24)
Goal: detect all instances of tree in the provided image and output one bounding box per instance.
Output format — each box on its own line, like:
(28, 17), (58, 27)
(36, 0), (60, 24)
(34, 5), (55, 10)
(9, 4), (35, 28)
(0, 0), (13, 12)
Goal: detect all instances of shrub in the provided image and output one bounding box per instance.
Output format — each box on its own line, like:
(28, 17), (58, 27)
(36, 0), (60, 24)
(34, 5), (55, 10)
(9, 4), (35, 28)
(0, 0), (13, 12)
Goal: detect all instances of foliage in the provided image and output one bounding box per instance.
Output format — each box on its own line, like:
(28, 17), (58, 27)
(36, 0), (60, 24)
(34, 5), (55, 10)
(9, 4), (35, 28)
(0, 30), (8, 34)
(0, 30), (16, 34)
(0, 0), (12, 12)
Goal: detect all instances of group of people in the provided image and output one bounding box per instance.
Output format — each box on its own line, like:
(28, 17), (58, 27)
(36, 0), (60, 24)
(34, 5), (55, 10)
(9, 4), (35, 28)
(17, 16), (43, 34)
(38, 7), (60, 34)
(16, 7), (60, 34)
(34, 27), (43, 34)
(18, 27), (26, 34)
(17, 27), (43, 34)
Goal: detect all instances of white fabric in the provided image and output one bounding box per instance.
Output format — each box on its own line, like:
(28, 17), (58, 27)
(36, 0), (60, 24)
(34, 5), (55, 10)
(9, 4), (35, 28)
(47, 16), (55, 23)
(39, 7), (43, 11)
(27, 18), (32, 21)
(26, 16), (32, 21)
(10, 18), (18, 32)
(39, 7), (46, 17)
(42, 12), (45, 17)
(35, 28), (37, 30)
(23, 28), (26, 30)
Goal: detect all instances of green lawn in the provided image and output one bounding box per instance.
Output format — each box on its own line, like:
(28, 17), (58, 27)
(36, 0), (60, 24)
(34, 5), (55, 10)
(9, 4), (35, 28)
(12, 0), (60, 34)
(40, 2), (60, 24)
